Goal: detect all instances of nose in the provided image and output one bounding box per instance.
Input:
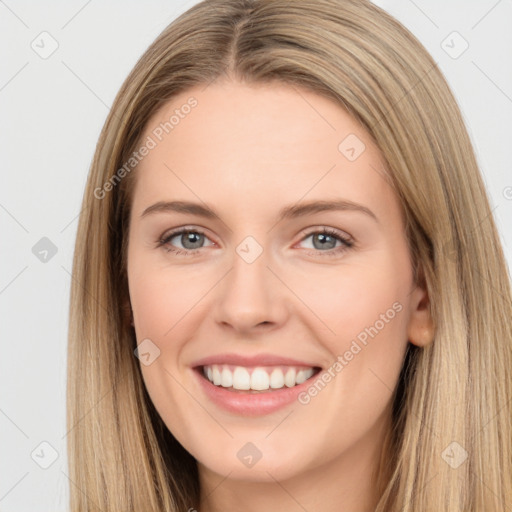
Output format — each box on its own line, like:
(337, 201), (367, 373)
(213, 243), (290, 334)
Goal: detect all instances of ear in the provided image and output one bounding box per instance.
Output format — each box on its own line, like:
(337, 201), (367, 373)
(406, 268), (434, 347)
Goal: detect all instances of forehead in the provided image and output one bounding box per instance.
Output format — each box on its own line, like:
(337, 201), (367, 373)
(132, 80), (397, 223)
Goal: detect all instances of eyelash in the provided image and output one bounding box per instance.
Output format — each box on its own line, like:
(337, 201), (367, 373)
(157, 227), (354, 258)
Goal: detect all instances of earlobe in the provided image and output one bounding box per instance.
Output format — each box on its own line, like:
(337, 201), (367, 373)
(409, 325), (434, 347)
(407, 273), (435, 348)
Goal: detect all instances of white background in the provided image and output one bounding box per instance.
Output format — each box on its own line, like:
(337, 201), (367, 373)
(1, 1), (511, 510)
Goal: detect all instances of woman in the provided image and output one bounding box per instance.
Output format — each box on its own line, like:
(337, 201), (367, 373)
(67, 0), (512, 510)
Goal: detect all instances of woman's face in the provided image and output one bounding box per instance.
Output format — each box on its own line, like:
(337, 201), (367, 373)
(127, 80), (431, 484)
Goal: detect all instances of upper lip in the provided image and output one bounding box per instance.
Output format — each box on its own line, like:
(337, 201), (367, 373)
(192, 353), (322, 368)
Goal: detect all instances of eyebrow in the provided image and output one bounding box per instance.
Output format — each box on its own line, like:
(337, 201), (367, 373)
(141, 199), (378, 223)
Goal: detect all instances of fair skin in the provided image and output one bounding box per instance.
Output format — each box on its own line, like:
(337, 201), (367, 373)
(127, 80), (433, 512)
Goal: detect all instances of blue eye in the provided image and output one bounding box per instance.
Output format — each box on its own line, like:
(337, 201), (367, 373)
(158, 228), (213, 256)
(157, 227), (353, 257)
(298, 228), (353, 256)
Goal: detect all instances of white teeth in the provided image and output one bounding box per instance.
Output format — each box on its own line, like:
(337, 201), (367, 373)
(295, 368), (314, 384)
(232, 366), (251, 390)
(221, 367), (233, 388)
(212, 366), (222, 385)
(295, 369), (307, 384)
(284, 368), (296, 387)
(303, 368), (314, 380)
(203, 364), (316, 391)
(251, 368), (270, 391)
(270, 368), (285, 389)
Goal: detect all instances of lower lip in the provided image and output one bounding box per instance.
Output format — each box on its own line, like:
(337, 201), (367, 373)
(193, 368), (319, 416)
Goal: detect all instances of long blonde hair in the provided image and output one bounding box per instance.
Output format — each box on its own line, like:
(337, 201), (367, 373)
(67, 0), (512, 510)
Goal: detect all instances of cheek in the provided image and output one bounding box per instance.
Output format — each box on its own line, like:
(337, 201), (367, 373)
(127, 263), (205, 443)
(130, 277), (178, 336)
(290, 250), (412, 409)
(128, 258), (210, 338)
(293, 255), (410, 349)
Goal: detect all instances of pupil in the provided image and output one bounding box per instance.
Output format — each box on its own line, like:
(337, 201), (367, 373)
(183, 232), (203, 249)
(314, 233), (335, 250)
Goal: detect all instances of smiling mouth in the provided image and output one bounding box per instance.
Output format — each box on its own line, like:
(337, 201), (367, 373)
(196, 364), (322, 393)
